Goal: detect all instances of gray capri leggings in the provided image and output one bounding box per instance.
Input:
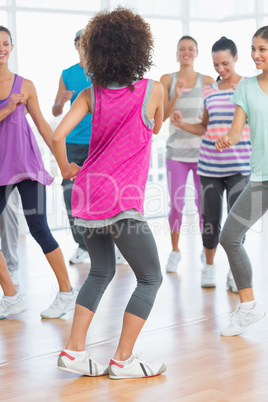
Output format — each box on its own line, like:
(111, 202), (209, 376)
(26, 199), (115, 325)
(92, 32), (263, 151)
(76, 219), (163, 320)
(220, 181), (268, 290)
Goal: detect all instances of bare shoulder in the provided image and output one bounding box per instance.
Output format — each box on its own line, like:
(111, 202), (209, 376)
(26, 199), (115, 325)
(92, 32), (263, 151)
(152, 80), (164, 98)
(73, 86), (91, 111)
(21, 78), (35, 91)
(204, 75), (215, 86)
(160, 73), (172, 86)
(20, 78), (37, 103)
(153, 80), (164, 91)
(79, 86), (91, 103)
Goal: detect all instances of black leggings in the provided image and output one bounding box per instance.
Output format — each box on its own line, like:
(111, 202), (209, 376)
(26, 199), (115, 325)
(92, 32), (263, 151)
(0, 180), (58, 254)
(200, 174), (250, 250)
(76, 219), (163, 320)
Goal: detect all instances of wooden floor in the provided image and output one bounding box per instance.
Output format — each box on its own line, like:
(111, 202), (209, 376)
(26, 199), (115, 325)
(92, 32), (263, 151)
(1, 213), (268, 401)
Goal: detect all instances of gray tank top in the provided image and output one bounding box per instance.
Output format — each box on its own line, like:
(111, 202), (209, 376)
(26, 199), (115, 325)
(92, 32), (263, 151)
(166, 72), (205, 162)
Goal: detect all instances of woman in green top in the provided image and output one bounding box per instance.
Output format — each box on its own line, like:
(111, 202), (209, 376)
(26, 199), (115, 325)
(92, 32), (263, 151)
(215, 25), (268, 337)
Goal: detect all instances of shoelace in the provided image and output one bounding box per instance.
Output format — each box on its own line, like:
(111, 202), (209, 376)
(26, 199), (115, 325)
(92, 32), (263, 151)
(131, 353), (153, 365)
(81, 353), (91, 363)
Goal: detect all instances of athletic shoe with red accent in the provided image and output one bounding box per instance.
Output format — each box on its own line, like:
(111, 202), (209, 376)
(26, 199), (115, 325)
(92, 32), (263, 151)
(57, 350), (109, 376)
(109, 353), (167, 379)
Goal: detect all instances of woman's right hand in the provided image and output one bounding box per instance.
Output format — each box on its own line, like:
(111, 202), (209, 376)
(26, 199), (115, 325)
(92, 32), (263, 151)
(8, 94), (24, 112)
(170, 110), (183, 127)
(62, 162), (81, 180)
(61, 90), (75, 105)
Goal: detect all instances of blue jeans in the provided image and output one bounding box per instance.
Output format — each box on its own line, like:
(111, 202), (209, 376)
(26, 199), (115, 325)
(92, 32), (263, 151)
(62, 142), (89, 250)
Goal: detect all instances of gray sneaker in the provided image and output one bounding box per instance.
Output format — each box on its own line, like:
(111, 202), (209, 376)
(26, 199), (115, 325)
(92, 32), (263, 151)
(40, 288), (78, 319)
(220, 301), (265, 336)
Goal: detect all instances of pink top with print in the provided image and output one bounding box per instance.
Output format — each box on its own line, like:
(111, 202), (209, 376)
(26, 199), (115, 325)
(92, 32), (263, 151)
(72, 79), (154, 220)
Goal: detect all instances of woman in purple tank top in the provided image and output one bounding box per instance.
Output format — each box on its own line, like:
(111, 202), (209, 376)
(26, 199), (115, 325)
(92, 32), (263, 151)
(52, 8), (167, 379)
(0, 26), (77, 320)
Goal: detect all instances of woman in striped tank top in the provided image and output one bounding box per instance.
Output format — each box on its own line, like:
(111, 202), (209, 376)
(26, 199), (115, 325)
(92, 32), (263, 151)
(160, 36), (214, 274)
(171, 37), (251, 291)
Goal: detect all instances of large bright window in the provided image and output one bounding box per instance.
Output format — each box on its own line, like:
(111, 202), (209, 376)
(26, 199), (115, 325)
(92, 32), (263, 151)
(110, 0), (181, 18)
(190, 19), (257, 79)
(0, 10), (7, 24)
(16, 11), (92, 121)
(2, 0), (268, 228)
(16, 0), (101, 11)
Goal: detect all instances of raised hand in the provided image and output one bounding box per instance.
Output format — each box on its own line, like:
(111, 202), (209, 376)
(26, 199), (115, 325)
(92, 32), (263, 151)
(8, 93), (24, 112)
(175, 79), (186, 99)
(170, 110), (183, 127)
(61, 90), (75, 105)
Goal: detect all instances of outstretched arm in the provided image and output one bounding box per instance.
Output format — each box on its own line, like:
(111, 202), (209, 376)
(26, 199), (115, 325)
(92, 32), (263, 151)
(52, 88), (91, 179)
(215, 106), (247, 151)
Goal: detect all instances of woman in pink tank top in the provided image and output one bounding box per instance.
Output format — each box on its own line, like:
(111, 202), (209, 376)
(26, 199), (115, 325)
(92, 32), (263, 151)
(53, 8), (167, 379)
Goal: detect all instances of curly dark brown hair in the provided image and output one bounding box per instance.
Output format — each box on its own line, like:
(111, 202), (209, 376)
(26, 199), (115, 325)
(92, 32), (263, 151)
(81, 7), (154, 88)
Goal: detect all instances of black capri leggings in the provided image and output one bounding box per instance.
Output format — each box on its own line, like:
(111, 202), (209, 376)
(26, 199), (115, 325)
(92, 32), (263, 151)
(76, 219), (163, 320)
(0, 180), (58, 254)
(200, 174), (250, 250)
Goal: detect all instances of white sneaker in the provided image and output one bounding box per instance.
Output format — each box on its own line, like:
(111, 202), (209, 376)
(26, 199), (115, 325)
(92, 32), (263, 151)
(220, 301), (265, 336)
(115, 247), (127, 265)
(165, 251), (181, 273)
(9, 270), (19, 286)
(40, 288), (78, 319)
(69, 247), (89, 264)
(0, 293), (27, 319)
(57, 350), (109, 376)
(201, 264), (216, 288)
(109, 354), (167, 379)
(226, 269), (238, 294)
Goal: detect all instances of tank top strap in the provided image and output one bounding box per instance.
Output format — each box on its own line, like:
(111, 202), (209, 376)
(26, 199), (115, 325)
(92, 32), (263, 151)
(12, 75), (23, 93)
(196, 73), (204, 88)
(168, 72), (177, 98)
